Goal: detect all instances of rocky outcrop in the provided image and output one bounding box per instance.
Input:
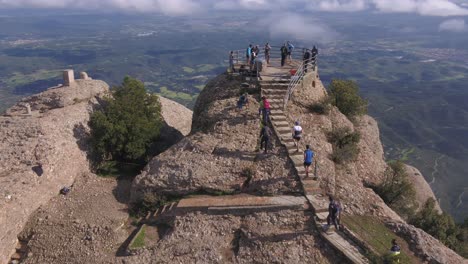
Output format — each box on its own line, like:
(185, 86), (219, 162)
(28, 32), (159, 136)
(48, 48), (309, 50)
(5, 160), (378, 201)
(131, 75), (301, 203)
(159, 96), (192, 136)
(405, 164), (442, 213)
(0, 79), (109, 263)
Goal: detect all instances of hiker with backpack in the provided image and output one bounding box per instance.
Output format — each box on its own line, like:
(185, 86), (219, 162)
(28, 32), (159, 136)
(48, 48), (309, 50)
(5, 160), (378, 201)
(303, 145), (314, 178)
(280, 43), (288, 67)
(292, 121), (303, 152)
(259, 122), (273, 154)
(326, 195), (341, 231)
(259, 96), (271, 123)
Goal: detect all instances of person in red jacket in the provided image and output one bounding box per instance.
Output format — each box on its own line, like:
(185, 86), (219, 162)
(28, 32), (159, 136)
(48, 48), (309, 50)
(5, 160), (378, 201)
(259, 96), (271, 123)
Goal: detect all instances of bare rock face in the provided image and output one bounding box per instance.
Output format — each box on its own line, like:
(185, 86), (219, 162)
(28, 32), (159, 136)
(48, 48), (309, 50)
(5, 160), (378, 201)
(131, 75), (301, 203)
(159, 96), (192, 136)
(405, 165), (442, 213)
(0, 80), (109, 263)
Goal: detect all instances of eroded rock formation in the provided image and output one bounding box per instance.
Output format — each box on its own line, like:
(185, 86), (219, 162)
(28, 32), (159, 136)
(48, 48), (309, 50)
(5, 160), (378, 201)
(0, 78), (109, 263)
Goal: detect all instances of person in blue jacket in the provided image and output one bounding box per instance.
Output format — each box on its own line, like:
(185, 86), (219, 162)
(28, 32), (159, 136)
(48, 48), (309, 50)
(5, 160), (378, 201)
(246, 44), (252, 65)
(287, 41), (294, 62)
(303, 144), (314, 178)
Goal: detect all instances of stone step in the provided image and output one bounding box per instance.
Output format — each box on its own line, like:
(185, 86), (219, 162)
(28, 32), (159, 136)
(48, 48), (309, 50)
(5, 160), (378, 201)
(270, 115), (287, 121)
(275, 127), (290, 134)
(266, 95), (284, 100)
(306, 194), (329, 213)
(272, 121), (289, 127)
(270, 110), (284, 115)
(304, 186), (324, 195)
(316, 211), (329, 221)
(270, 104), (282, 110)
(263, 89), (285, 95)
(176, 194), (306, 209)
(261, 84), (289, 89)
(260, 78), (290, 83)
(321, 232), (370, 264)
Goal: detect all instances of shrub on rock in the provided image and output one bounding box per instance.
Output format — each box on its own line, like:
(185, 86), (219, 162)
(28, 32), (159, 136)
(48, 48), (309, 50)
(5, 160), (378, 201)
(328, 79), (367, 117)
(89, 76), (162, 166)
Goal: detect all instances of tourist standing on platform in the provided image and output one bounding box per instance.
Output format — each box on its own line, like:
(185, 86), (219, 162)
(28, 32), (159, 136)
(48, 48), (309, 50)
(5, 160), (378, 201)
(246, 44), (252, 64)
(229, 51), (236, 73)
(259, 96), (271, 123)
(259, 122), (272, 154)
(264, 43), (271, 64)
(292, 121), (303, 152)
(280, 43), (288, 67)
(303, 145), (314, 178)
(303, 49), (311, 73)
(326, 196), (341, 231)
(311, 45), (318, 69)
(252, 45), (259, 55)
(287, 41), (295, 62)
(250, 51), (257, 71)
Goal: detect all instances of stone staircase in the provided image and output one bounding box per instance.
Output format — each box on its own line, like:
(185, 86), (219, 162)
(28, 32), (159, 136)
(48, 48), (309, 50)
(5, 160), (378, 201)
(261, 75), (370, 264)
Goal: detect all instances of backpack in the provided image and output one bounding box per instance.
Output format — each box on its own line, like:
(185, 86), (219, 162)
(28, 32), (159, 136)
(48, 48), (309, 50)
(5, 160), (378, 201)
(262, 126), (272, 138)
(330, 201), (341, 215)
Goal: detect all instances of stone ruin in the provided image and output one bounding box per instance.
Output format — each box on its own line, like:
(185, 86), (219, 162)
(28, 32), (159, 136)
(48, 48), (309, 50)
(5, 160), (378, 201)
(80, 71), (92, 80)
(63, 69), (75, 86)
(62, 70), (92, 87)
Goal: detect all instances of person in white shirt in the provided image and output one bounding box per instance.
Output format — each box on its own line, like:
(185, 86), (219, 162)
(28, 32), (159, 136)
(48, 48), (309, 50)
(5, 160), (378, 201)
(292, 121), (303, 152)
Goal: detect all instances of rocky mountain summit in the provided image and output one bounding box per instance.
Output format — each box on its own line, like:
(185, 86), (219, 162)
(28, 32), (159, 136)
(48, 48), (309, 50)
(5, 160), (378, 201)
(130, 72), (465, 263)
(0, 67), (464, 263)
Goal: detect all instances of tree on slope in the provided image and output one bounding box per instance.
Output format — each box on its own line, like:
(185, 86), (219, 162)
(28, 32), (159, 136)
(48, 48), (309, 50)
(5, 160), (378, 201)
(89, 76), (162, 166)
(329, 79), (368, 117)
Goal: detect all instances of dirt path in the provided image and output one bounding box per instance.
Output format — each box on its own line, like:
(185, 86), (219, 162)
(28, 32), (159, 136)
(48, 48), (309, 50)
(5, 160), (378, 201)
(19, 173), (133, 264)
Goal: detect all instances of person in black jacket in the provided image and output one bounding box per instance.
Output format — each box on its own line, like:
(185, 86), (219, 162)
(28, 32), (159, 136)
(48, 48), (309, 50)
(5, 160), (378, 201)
(260, 122), (272, 154)
(303, 49), (311, 73)
(280, 43), (288, 67)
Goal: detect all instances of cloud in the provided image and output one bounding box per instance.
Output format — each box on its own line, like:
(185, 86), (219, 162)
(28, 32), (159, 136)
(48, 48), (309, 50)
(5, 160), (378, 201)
(259, 12), (338, 43)
(439, 18), (466, 31)
(311, 0), (367, 12)
(0, 0), (201, 15)
(372, 0), (468, 16)
(1, 0), (468, 17)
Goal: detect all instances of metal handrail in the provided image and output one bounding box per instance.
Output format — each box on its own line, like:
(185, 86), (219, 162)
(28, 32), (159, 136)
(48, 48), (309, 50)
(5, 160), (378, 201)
(283, 56), (318, 110)
(229, 45), (318, 110)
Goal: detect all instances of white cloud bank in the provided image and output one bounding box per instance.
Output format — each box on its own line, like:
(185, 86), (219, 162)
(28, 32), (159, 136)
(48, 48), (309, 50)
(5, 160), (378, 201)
(439, 18), (466, 31)
(1, 0), (468, 16)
